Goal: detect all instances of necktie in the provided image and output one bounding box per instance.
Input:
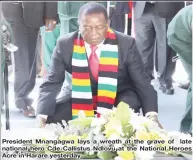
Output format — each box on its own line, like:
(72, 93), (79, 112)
(89, 45), (100, 117)
(89, 45), (99, 81)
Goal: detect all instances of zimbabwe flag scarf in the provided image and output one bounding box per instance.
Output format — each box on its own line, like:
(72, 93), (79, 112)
(72, 28), (118, 119)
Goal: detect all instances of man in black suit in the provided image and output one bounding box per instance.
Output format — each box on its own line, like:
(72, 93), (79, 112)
(133, 2), (184, 95)
(36, 2), (162, 128)
(2, 2), (58, 117)
(109, 2), (129, 33)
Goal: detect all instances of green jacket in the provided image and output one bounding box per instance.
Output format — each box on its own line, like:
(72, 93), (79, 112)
(57, 2), (107, 19)
(167, 5), (192, 66)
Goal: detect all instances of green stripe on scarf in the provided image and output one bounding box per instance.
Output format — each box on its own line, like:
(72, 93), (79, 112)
(98, 84), (117, 92)
(100, 51), (119, 58)
(72, 52), (87, 60)
(73, 85), (91, 92)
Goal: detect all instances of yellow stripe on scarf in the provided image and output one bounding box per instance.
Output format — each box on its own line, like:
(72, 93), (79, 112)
(98, 90), (116, 99)
(108, 28), (114, 33)
(73, 45), (86, 54)
(100, 58), (118, 65)
(72, 78), (90, 86)
(72, 109), (94, 117)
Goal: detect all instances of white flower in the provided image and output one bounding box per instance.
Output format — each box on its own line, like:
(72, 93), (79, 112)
(108, 133), (124, 148)
(94, 134), (110, 148)
(135, 151), (155, 160)
(114, 156), (125, 160)
(90, 117), (107, 135)
(91, 117), (106, 127)
(108, 133), (120, 140)
(111, 107), (117, 115)
(87, 150), (95, 155)
(82, 140), (95, 155)
(147, 121), (163, 133)
(135, 142), (156, 160)
(167, 131), (192, 148)
(61, 120), (68, 127)
(115, 125), (124, 136)
(97, 107), (113, 117)
(130, 113), (144, 130)
(95, 134), (106, 142)
(130, 113), (162, 133)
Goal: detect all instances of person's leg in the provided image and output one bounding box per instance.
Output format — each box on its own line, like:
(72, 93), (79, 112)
(115, 89), (142, 114)
(40, 24), (60, 74)
(134, 3), (156, 80)
(46, 100), (72, 124)
(12, 22), (38, 115)
(14, 23), (38, 111)
(35, 30), (42, 76)
(2, 2), (38, 116)
(154, 17), (176, 95)
(39, 27), (46, 77)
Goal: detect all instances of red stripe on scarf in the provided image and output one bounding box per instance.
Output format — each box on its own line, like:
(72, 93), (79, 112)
(74, 39), (85, 46)
(97, 96), (115, 105)
(72, 104), (94, 110)
(72, 72), (90, 79)
(99, 64), (118, 72)
(106, 33), (116, 39)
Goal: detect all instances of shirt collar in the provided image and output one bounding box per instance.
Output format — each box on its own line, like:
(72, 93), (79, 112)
(84, 40), (105, 48)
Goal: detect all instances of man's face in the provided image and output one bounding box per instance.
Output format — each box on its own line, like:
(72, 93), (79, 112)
(79, 12), (109, 45)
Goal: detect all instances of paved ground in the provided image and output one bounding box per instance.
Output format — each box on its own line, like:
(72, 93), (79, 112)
(1, 60), (189, 132)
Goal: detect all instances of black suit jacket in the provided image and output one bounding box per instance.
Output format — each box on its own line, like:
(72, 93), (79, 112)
(155, 2), (184, 18)
(37, 30), (158, 117)
(2, 2), (58, 28)
(134, 2), (184, 19)
(22, 2), (58, 28)
(109, 2), (130, 33)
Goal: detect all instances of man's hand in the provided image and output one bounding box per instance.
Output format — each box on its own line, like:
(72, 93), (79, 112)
(36, 116), (47, 128)
(45, 19), (57, 32)
(148, 115), (163, 129)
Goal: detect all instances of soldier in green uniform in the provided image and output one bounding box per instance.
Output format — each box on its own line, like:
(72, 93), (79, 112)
(167, 5), (192, 134)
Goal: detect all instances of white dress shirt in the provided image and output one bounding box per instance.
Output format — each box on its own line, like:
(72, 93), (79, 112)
(38, 40), (157, 119)
(84, 41), (104, 59)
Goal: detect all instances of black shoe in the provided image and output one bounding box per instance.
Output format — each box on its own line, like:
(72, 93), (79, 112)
(20, 106), (36, 118)
(159, 84), (174, 95)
